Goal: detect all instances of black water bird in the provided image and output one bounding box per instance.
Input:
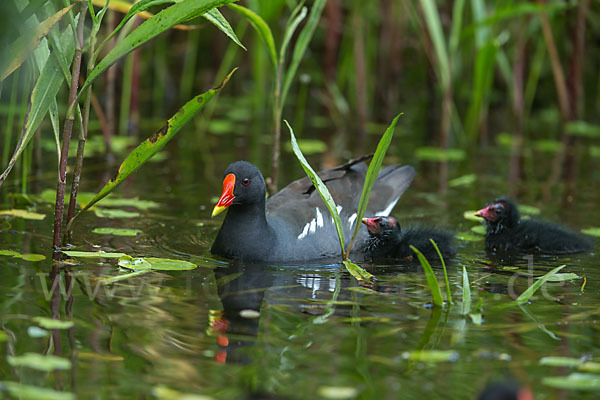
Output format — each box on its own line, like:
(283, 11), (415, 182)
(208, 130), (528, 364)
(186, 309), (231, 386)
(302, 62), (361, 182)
(475, 198), (593, 254)
(362, 216), (456, 262)
(210, 158), (415, 262)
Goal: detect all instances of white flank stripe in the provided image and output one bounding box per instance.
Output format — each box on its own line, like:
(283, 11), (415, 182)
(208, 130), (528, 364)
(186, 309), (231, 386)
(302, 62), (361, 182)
(309, 219), (317, 233)
(348, 213), (357, 228)
(375, 197), (399, 217)
(336, 205), (343, 215)
(316, 208), (324, 227)
(297, 222), (310, 240)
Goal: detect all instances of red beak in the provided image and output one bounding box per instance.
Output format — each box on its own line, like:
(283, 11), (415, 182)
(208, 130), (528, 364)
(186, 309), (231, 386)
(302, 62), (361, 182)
(474, 206), (492, 220)
(361, 217), (381, 234)
(212, 174), (235, 217)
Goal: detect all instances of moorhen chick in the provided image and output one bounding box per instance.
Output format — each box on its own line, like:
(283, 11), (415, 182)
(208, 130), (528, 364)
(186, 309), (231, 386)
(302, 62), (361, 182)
(210, 159), (415, 262)
(475, 198), (593, 254)
(362, 216), (456, 262)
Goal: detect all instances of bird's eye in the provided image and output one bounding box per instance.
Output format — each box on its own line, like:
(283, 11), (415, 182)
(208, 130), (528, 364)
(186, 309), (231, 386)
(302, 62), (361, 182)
(494, 206), (503, 215)
(242, 178), (250, 186)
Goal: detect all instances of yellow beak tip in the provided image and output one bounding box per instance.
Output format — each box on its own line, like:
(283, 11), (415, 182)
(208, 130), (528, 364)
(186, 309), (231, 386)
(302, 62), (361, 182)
(211, 205), (227, 217)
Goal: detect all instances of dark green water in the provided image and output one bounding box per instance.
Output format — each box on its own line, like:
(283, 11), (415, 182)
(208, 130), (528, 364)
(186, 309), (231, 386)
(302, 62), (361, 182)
(1, 141), (599, 399)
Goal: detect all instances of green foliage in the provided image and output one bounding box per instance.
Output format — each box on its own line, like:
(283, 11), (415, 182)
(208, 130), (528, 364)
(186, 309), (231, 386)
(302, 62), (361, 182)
(8, 353), (71, 371)
(410, 245), (443, 307)
(516, 265), (566, 304)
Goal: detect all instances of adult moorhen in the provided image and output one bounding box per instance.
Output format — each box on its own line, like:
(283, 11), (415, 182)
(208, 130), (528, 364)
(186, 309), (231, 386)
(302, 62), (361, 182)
(475, 197), (593, 254)
(362, 216), (456, 262)
(210, 159), (415, 262)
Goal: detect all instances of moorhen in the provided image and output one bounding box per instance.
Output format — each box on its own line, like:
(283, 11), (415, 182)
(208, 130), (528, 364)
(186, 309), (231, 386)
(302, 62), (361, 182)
(210, 159), (415, 262)
(475, 198), (593, 254)
(362, 216), (456, 262)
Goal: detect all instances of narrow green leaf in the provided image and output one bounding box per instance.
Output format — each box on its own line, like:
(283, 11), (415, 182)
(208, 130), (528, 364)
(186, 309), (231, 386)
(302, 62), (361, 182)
(432, 239), (452, 303)
(543, 373), (600, 390)
(62, 250), (128, 258)
(8, 353), (71, 371)
(448, 0), (465, 56)
(92, 227), (142, 236)
(0, 4), (75, 81)
(281, 0), (326, 105)
(0, 209), (45, 220)
(287, 120), (345, 255)
(582, 227), (600, 237)
(419, 0), (450, 91)
(540, 356), (585, 368)
(465, 40), (498, 139)
(410, 245), (443, 307)
(516, 265), (566, 304)
(33, 317), (74, 329)
(74, 69), (236, 218)
(461, 266), (471, 315)
(81, 0), (236, 97)
(403, 350), (458, 362)
(100, 270), (151, 284)
(342, 260), (374, 282)
(279, 1), (307, 62)
(93, 208), (140, 219)
(228, 3), (277, 71)
(145, 258), (198, 271)
(347, 114), (401, 255)
(203, 9), (246, 50)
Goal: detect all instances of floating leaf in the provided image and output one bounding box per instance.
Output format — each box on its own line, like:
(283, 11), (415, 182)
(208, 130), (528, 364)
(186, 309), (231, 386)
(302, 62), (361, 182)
(415, 147), (465, 162)
(402, 350), (459, 362)
(516, 265), (566, 304)
(463, 210), (482, 222)
(543, 373), (600, 390)
(537, 273), (581, 282)
(0, 209), (45, 220)
(582, 228), (600, 237)
(145, 257), (197, 271)
(471, 225), (486, 235)
(153, 385), (213, 400)
(449, 174), (476, 187)
(565, 121), (600, 138)
(94, 208), (140, 219)
(456, 232), (483, 241)
(85, 197), (159, 210)
(118, 256), (152, 271)
(0, 250), (45, 262)
(342, 260), (374, 282)
(540, 356), (585, 367)
(62, 250), (127, 258)
(92, 227), (141, 236)
(27, 326), (49, 338)
(8, 353), (71, 371)
(317, 386), (358, 400)
(0, 382), (75, 400)
(239, 309), (260, 319)
(33, 317), (74, 330)
(101, 270), (151, 284)
(0, 250), (18, 257)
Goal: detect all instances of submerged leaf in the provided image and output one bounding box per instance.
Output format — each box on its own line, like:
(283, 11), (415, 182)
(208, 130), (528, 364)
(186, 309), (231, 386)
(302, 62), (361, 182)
(93, 227), (142, 236)
(33, 317), (74, 329)
(516, 265), (566, 304)
(94, 208), (140, 219)
(8, 353), (71, 371)
(0, 209), (45, 220)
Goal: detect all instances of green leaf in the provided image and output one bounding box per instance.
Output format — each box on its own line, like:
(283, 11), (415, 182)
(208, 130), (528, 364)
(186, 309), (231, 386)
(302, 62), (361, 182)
(415, 147), (465, 162)
(33, 317), (74, 329)
(449, 174), (476, 187)
(82, 196), (160, 210)
(0, 4), (75, 81)
(0, 209), (45, 220)
(279, 3), (307, 63)
(93, 208), (140, 219)
(469, 313), (483, 325)
(120, 256), (197, 271)
(565, 121), (600, 138)
(93, 227), (142, 236)
(101, 270), (151, 284)
(456, 232), (483, 241)
(0, 382), (75, 400)
(410, 245), (443, 307)
(81, 0), (236, 97)
(516, 265), (566, 304)
(74, 69), (236, 220)
(342, 260), (373, 282)
(203, 8), (246, 50)
(540, 356), (585, 368)
(317, 386), (358, 400)
(403, 350), (458, 363)
(281, 0), (326, 104)
(8, 353), (71, 371)
(582, 227), (600, 237)
(228, 4), (277, 71)
(463, 210), (482, 222)
(419, 0), (450, 91)
(284, 139), (328, 155)
(519, 204), (541, 215)
(118, 255), (152, 270)
(471, 225), (486, 235)
(348, 114), (401, 256)
(537, 273), (581, 282)
(543, 373), (600, 390)
(465, 39), (498, 139)
(461, 266), (471, 315)
(287, 120), (345, 255)
(19, 254), (46, 262)
(61, 250), (128, 258)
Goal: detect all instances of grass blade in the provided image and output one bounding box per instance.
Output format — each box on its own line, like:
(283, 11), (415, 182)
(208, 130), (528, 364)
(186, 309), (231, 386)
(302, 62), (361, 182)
(228, 3), (278, 71)
(281, 0), (326, 105)
(346, 113), (401, 256)
(203, 8), (246, 51)
(461, 266), (471, 315)
(80, 0), (236, 98)
(71, 69), (237, 221)
(287, 120), (345, 255)
(279, 5), (307, 63)
(0, 4), (75, 81)
(343, 260), (374, 282)
(410, 245), (443, 307)
(516, 265), (566, 304)
(431, 238), (452, 304)
(419, 0), (450, 91)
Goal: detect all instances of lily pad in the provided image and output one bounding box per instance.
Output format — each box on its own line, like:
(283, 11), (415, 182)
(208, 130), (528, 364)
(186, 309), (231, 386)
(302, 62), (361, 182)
(456, 232), (483, 242)
(543, 373), (600, 390)
(471, 225), (486, 235)
(118, 256), (152, 271)
(402, 350), (459, 362)
(92, 227), (142, 236)
(62, 250), (128, 258)
(8, 353), (71, 371)
(582, 228), (600, 237)
(415, 147), (465, 162)
(33, 317), (74, 329)
(0, 382), (75, 400)
(0, 249), (45, 262)
(94, 208), (140, 219)
(540, 356), (585, 367)
(0, 209), (45, 220)
(85, 197), (159, 210)
(463, 210), (482, 222)
(449, 174), (476, 187)
(145, 257), (197, 271)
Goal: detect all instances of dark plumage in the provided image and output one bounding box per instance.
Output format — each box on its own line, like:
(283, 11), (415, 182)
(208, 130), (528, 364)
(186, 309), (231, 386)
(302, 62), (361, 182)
(210, 159), (415, 262)
(362, 216), (456, 262)
(475, 198), (593, 254)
